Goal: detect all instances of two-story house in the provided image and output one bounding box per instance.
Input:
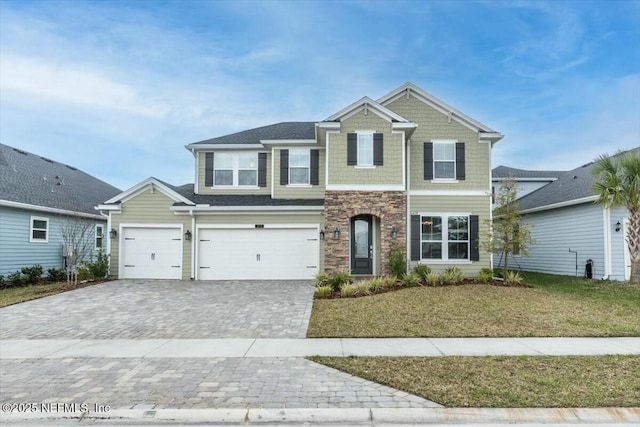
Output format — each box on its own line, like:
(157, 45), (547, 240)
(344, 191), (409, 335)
(98, 83), (503, 280)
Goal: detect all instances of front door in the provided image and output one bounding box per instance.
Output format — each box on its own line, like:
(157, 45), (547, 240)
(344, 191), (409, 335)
(351, 216), (373, 275)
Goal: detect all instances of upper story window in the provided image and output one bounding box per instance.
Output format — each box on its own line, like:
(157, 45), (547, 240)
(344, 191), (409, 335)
(433, 142), (455, 179)
(214, 152), (257, 187)
(423, 141), (465, 181)
(30, 216), (49, 243)
(289, 149), (310, 185)
(357, 133), (373, 166)
(95, 225), (104, 250)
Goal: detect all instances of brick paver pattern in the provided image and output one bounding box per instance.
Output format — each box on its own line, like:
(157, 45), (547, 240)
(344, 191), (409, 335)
(0, 357), (436, 409)
(0, 280), (315, 339)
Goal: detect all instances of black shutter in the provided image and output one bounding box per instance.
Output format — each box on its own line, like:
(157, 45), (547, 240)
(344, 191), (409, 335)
(424, 143), (433, 180)
(205, 152), (214, 187)
(310, 149), (319, 185)
(347, 133), (357, 165)
(258, 153), (267, 187)
(456, 142), (466, 180)
(470, 215), (479, 261)
(411, 215), (421, 261)
(280, 149), (289, 185)
(373, 133), (383, 166)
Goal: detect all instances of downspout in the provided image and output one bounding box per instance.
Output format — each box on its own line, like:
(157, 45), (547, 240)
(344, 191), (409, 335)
(406, 137), (411, 272)
(488, 138), (493, 270)
(190, 209), (196, 280)
(602, 206), (611, 280)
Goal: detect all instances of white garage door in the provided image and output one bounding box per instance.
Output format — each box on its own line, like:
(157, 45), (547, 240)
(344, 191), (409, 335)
(120, 227), (183, 279)
(198, 227), (318, 280)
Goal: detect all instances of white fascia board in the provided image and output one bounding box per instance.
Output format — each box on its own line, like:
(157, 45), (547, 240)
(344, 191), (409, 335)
(197, 223), (319, 230)
(520, 195), (598, 214)
(377, 82), (497, 134)
(96, 204), (122, 211)
(493, 177), (559, 182)
(326, 185), (405, 191)
(479, 132), (504, 143)
(409, 190), (490, 197)
(0, 199), (106, 220)
(186, 143), (265, 150)
(392, 122), (417, 130)
(325, 97), (410, 123)
(105, 177), (195, 206)
(170, 205), (324, 212)
(316, 122), (341, 130)
(260, 139), (317, 145)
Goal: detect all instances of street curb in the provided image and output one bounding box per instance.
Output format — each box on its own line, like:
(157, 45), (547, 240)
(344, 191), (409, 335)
(1, 407), (639, 425)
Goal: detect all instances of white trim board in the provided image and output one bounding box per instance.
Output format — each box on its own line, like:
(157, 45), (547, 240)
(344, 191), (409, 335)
(0, 199), (106, 220)
(104, 178), (194, 206)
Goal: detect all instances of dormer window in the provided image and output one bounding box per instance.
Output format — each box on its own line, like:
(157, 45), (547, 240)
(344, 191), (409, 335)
(213, 152), (258, 187)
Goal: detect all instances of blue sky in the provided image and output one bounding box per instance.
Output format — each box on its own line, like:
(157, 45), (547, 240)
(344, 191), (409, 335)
(1, 0), (638, 190)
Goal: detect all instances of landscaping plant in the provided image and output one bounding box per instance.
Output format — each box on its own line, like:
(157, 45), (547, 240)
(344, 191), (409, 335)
(412, 264), (432, 283)
(328, 269), (353, 291)
(314, 285), (332, 299)
(504, 270), (523, 286)
(388, 245), (406, 277)
(339, 282), (356, 297)
(401, 272), (421, 286)
(477, 267), (494, 283)
(21, 265), (43, 285)
(441, 266), (464, 285)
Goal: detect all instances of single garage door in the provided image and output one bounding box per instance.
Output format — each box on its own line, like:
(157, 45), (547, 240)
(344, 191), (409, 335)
(120, 227), (183, 279)
(198, 227), (318, 280)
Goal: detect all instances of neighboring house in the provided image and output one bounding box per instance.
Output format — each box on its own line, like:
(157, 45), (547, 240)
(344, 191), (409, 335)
(492, 166), (566, 200)
(496, 149), (638, 281)
(0, 143), (121, 276)
(98, 82), (503, 280)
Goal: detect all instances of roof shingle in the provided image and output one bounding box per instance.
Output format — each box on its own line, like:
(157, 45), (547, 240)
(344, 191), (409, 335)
(190, 122), (316, 145)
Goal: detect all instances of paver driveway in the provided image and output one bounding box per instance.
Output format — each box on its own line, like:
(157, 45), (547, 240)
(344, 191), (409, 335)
(0, 279), (315, 339)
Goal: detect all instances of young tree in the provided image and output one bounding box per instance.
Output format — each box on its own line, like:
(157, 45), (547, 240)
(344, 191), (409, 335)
(592, 150), (640, 284)
(483, 176), (534, 279)
(60, 213), (94, 284)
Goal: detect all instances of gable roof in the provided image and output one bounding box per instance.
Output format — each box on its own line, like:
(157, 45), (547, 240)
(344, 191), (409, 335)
(102, 177), (195, 206)
(187, 122), (316, 147)
(323, 96), (411, 123)
(377, 82), (500, 135)
(0, 143), (120, 217)
(517, 147), (640, 212)
(492, 165), (567, 180)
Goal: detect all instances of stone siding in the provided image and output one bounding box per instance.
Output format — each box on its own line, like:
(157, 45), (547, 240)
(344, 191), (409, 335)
(324, 191), (406, 275)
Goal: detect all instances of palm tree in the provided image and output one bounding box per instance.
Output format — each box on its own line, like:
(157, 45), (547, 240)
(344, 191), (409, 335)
(592, 150), (640, 284)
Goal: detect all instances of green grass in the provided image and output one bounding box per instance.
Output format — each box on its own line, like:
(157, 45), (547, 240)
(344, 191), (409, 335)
(310, 355), (640, 407)
(307, 272), (640, 337)
(0, 281), (100, 307)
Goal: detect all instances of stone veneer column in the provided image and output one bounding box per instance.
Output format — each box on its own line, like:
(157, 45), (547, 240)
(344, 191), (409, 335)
(324, 191), (406, 276)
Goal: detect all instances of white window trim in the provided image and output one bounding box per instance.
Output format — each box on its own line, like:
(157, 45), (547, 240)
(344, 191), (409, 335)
(356, 131), (374, 167)
(30, 215), (49, 243)
(432, 140), (457, 181)
(213, 152), (259, 188)
(95, 224), (104, 251)
(288, 148), (311, 185)
(419, 212), (471, 263)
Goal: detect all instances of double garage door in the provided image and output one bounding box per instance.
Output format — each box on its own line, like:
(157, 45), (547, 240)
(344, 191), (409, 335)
(120, 225), (318, 280)
(198, 227), (319, 280)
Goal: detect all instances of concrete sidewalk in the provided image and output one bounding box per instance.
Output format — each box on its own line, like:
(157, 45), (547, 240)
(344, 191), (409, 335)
(1, 337), (638, 359)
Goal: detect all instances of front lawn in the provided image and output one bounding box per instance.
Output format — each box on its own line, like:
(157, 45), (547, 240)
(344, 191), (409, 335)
(0, 281), (102, 308)
(307, 272), (640, 337)
(310, 355), (640, 407)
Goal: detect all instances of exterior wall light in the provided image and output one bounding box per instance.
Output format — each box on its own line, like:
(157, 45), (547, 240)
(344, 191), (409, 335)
(333, 227), (340, 240)
(110, 229), (118, 239)
(391, 226), (398, 239)
(319, 230), (325, 240)
(615, 221), (622, 232)
(184, 230), (192, 241)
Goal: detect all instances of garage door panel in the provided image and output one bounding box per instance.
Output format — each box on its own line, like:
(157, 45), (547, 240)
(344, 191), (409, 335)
(121, 227), (182, 279)
(198, 228), (318, 280)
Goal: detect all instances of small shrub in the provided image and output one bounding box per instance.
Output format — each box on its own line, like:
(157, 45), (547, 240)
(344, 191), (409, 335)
(7, 271), (23, 286)
(401, 272), (421, 286)
(441, 266), (464, 285)
(328, 269), (353, 291)
(504, 270), (523, 286)
(412, 264), (432, 283)
(355, 280), (373, 296)
(383, 276), (399, 287)
(314, 285), (333, 299)
(87, 252), (109, 279)
(425, 271), (440, 286)
(477, 268), (494, 283)
(315, 272), (330, 287)
(388, 245), (406, 278)
(369, 277), (385, 292)
(76, 265), (91, 281)
(0, 274), (4, 285)
(47, 268), (66, 282)
(339, 282), (356, 297)
(21, 265), (43, 284)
